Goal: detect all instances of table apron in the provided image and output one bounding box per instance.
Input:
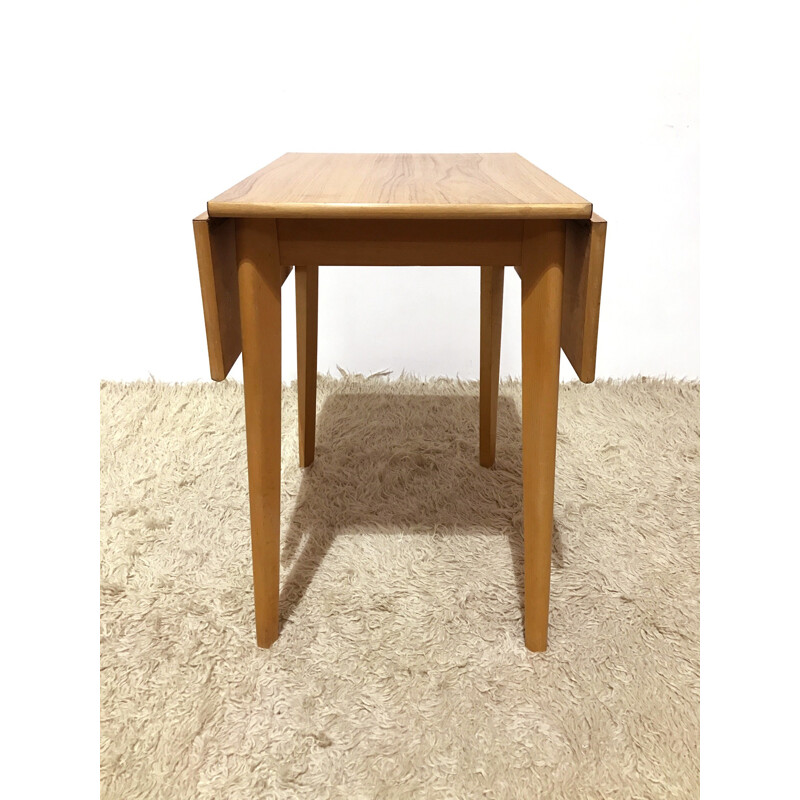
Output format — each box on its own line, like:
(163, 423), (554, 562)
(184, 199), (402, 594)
(276, 219), (524, 266)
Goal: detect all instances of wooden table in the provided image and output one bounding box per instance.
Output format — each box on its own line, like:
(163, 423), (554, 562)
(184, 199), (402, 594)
(193, 153), (606, 652)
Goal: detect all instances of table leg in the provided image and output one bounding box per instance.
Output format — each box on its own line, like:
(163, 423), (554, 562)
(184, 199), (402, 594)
(295, 265), (319, 468)
(480, 265), (504, 467)
(237, 218), (283, 648)
(519, 220), (565, 652)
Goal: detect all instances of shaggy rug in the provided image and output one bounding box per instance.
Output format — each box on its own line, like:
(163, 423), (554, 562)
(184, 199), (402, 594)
(100, 374), (699, 799)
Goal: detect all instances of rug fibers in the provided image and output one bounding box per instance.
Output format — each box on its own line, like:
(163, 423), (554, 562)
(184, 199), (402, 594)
(100, 374), (699, 799)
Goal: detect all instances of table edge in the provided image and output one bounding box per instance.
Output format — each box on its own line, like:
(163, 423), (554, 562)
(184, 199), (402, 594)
(206, 201), (594, 220)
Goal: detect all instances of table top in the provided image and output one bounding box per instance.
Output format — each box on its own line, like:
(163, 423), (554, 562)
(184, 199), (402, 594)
(207, 153), (592, 220)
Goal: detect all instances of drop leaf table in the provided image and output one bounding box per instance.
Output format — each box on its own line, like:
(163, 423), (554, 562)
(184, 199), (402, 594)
(193, 153), (606, 651)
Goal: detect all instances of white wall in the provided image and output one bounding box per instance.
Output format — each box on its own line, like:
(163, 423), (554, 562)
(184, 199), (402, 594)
(95, 1), (698, 383)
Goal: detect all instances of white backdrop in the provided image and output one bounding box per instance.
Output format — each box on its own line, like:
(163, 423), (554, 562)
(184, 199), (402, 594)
(94, 1), (698, 383)
(14, 6), (800, 797)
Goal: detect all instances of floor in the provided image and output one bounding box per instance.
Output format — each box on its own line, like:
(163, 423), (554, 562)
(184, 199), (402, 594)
(100, 374), (699, 799)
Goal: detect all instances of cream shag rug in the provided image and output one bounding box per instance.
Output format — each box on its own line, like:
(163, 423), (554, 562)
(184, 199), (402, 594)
(100, 375), (699, 799)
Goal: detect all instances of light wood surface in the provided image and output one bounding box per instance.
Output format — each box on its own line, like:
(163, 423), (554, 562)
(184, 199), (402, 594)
(209, 153), (592, 220)
(193, 212), (240, 380)
(561, 213), (607, 383)
(194, 212), (293, 382)
(277, 219), (523, 266)
(196, 153), (605, 653)
(519, 219), (566, 652)
(480, 265), (504, 467)
(295, 265), (318, 468)
(237, 218), (283, 648)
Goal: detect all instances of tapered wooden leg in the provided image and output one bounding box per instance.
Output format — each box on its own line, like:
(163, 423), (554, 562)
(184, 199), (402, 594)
(480, 265), (504, 467)
(237, 218), (283, 648)
(519, 220), (565, 652)
(295, 265), (319, 468)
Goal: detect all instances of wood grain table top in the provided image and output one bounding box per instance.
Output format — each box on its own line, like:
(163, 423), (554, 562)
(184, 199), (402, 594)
(208, 153), (592, 220)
